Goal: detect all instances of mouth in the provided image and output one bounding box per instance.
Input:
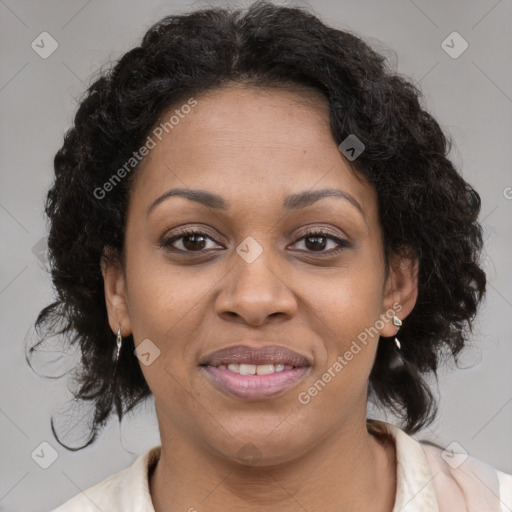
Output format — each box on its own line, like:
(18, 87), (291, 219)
(199, 344), (311, 400)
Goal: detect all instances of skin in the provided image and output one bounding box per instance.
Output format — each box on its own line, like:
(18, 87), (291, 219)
(102, 83), (419, 512)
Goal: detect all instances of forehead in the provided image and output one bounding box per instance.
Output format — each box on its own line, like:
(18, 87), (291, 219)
(129, 84), (377, 222)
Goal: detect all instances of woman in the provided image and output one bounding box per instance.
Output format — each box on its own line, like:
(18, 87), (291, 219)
(33, 2), (511, 511)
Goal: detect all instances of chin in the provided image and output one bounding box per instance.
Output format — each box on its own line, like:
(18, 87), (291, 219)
(206, 423), (311, 468)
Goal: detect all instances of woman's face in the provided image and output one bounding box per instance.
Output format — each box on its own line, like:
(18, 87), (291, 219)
(103, 83), (417, 465)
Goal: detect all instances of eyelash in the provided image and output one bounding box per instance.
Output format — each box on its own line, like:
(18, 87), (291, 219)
(160, 227), (350, 256)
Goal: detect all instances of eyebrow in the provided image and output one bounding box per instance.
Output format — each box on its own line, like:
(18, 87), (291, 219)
(147, 187), (365, 219)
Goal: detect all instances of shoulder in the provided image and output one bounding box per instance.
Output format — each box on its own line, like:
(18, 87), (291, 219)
(497, 469), (512, 509)
(368, 419), (511, 512)
(49, 446), (161, 512)
(419, 439), (512, 512)
(49, 469), (124, 512)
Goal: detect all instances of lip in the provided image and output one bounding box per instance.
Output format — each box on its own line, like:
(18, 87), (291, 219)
(202, 366), (311, 400)
(200, 344), (312, 400)
(200, 344), (311, 367)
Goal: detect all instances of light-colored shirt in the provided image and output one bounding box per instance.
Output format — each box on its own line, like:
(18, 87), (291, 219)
(50, 419), (512, 511)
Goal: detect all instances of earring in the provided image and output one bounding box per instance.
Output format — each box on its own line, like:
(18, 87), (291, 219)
(392, 315), (402, 350)
(111, 324), (123, 385)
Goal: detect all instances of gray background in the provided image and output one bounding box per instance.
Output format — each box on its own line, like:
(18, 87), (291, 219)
(1, 0), (511, 510)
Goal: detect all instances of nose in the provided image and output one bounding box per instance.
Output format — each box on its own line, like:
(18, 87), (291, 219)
(215, 249), (297, 327)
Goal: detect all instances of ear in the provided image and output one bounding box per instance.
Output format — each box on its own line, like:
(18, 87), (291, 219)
(100, 248), (132, 337)
(378, 246), (419, 338)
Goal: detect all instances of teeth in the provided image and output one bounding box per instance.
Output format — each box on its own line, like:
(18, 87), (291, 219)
(256, 364), (275, 375)
(215, 363), (294, 374)
(239, 364), (256, 375)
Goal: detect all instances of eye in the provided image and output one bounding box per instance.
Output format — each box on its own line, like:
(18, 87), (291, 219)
(160, 227), (350, 255)
(160, 228), (224, 253)
(291, 229), (350, 254)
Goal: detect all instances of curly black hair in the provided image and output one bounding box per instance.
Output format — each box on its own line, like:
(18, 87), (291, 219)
(28, 0), (486, 450)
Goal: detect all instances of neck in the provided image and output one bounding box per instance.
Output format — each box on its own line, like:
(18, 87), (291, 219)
(149, 417), (397, 512)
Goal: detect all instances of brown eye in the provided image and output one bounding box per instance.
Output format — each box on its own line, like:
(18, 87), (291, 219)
(181, 233), (207, 251)
(292, 230), (350, 254)
(160, 229), (223, 253)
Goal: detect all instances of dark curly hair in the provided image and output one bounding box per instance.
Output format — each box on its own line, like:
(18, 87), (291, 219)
(28, 0), (486, 450)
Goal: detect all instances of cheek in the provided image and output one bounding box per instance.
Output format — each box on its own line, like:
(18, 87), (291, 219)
(308, 254), (384, 343)
(122, 245), (215, 390)
(123, 240), (201, 337)
(299, 249), (385, 394)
